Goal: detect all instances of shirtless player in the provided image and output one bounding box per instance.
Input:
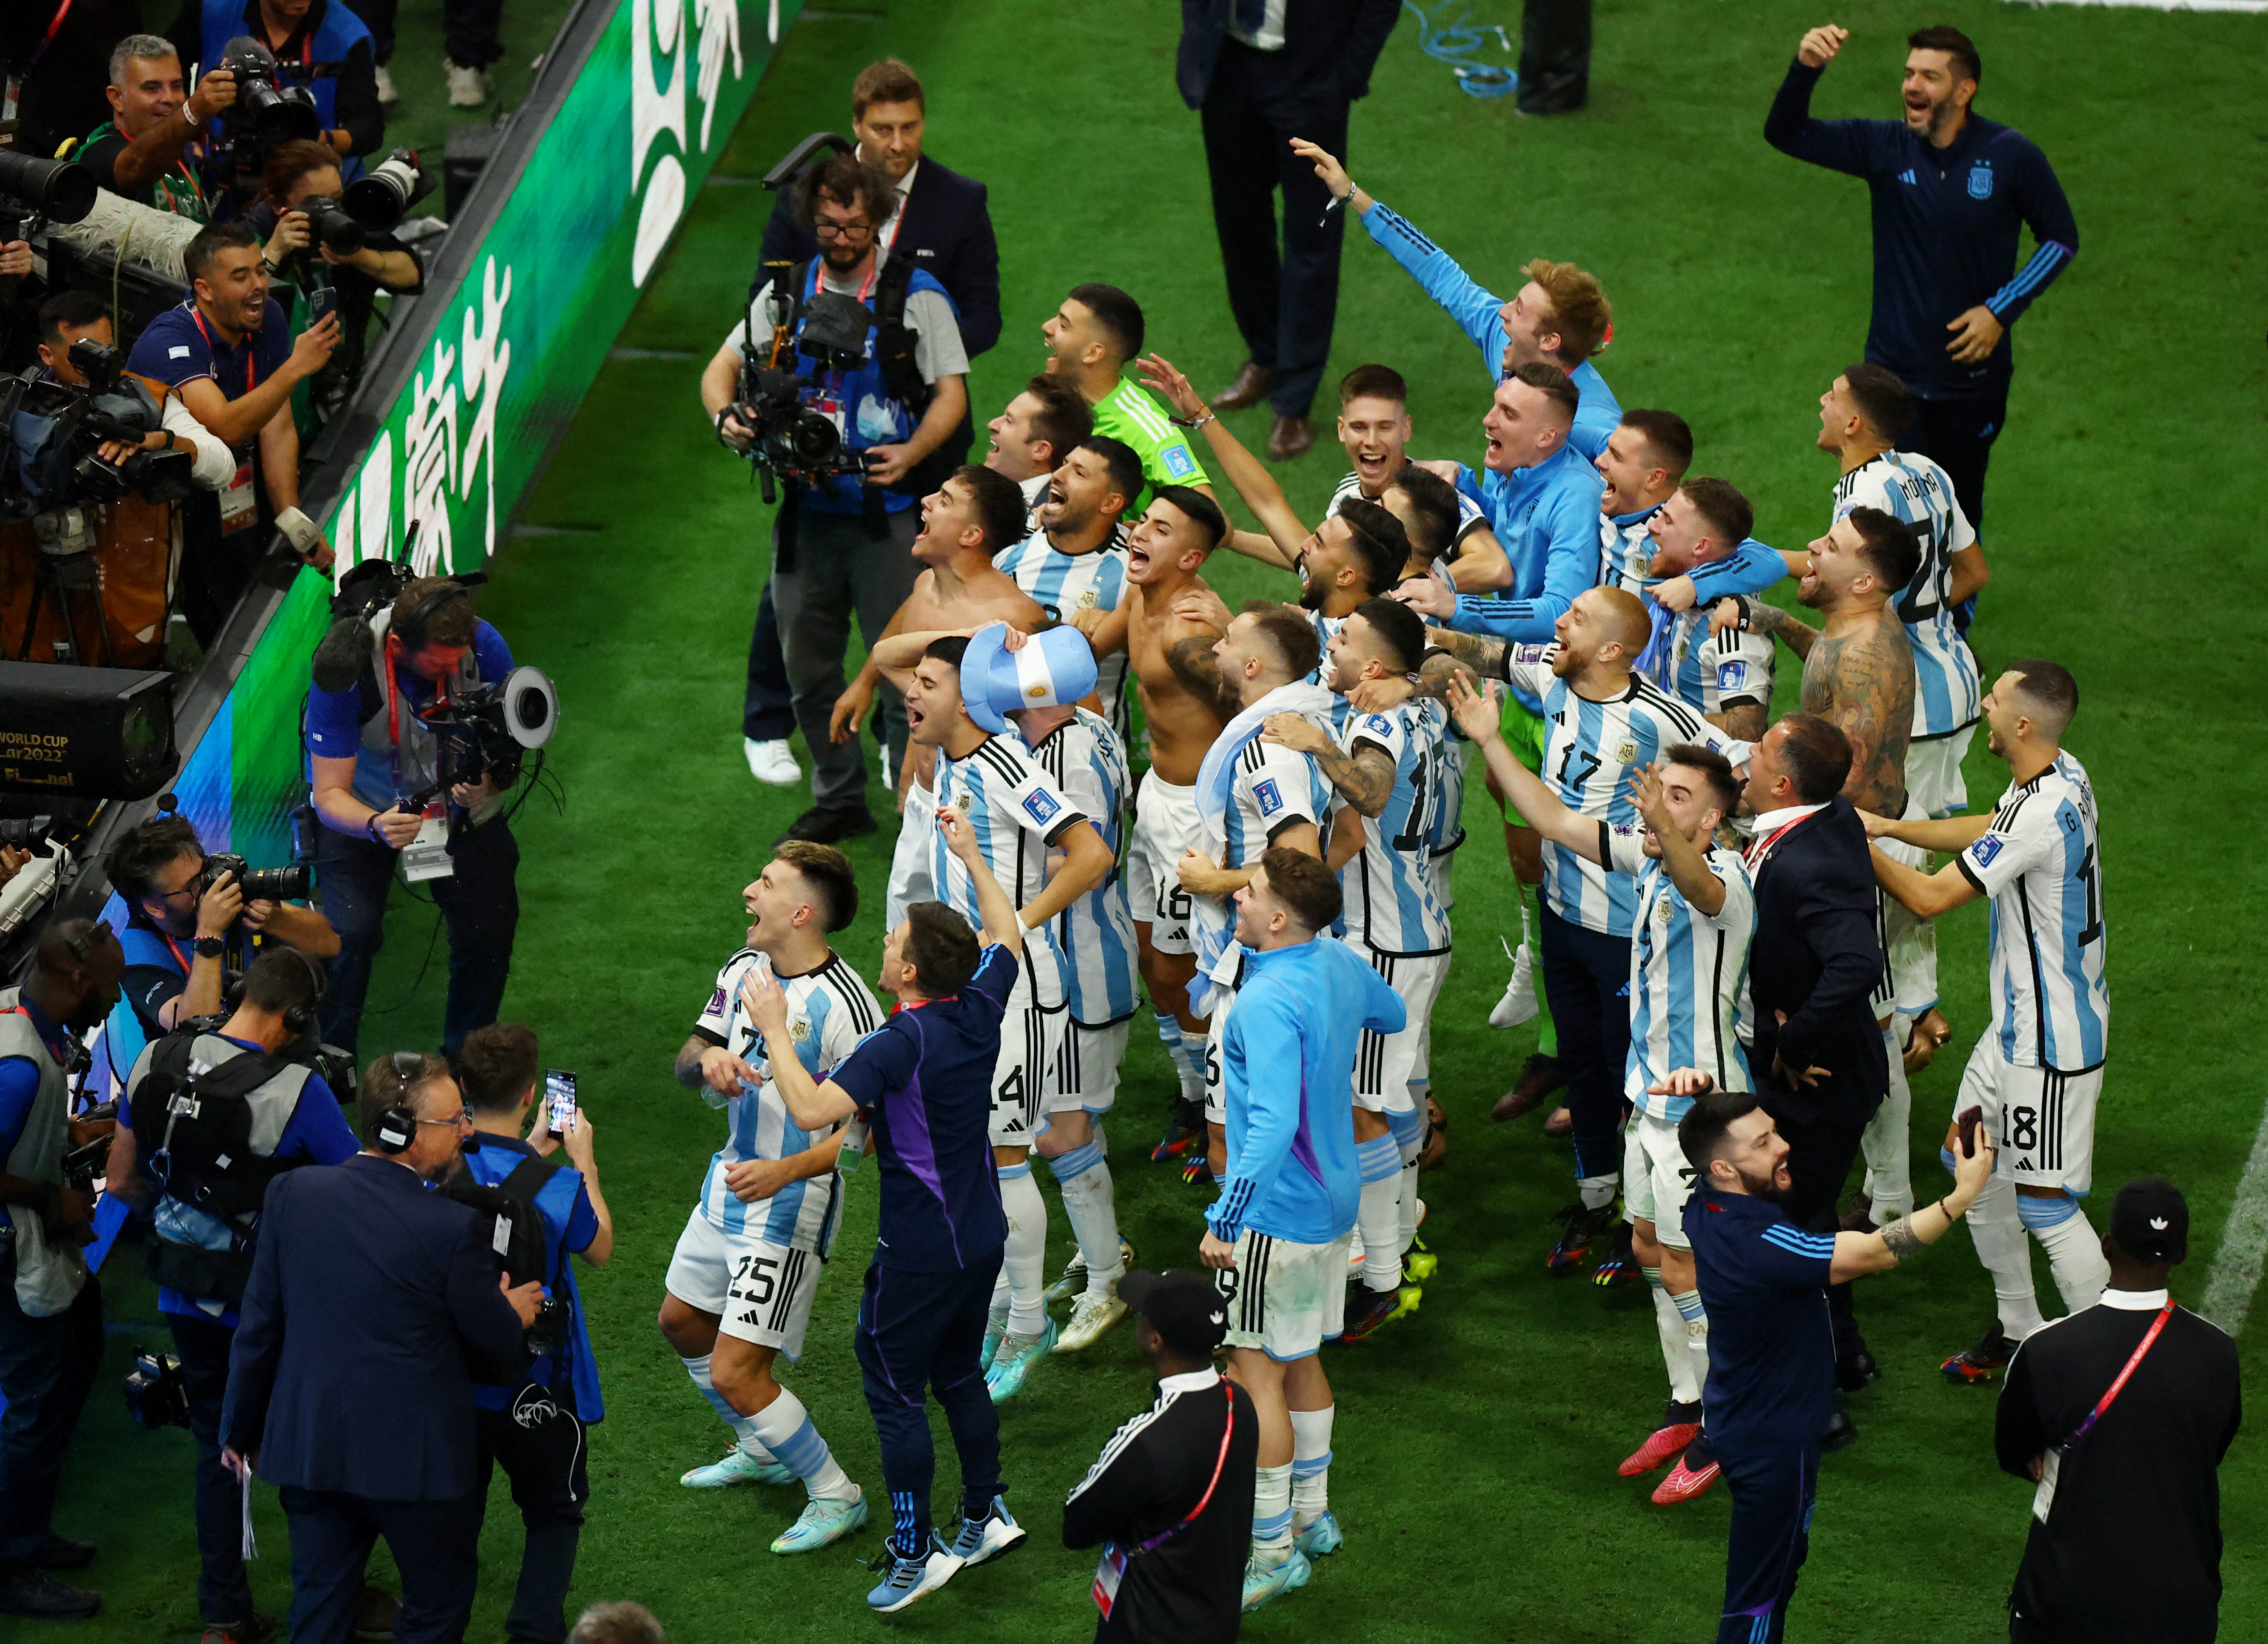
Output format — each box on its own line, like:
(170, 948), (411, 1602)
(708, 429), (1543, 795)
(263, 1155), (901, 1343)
(1076, 484), (1236, 1155)
(830, 466), (1048, 925)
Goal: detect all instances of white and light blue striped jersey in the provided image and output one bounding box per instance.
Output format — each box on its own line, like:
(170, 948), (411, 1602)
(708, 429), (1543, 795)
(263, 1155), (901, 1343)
(1305, 609), (1354, 731)
(690, 950), (884, 1247)
(1429, 732), (1471, 869)
(1502, 645), (1744, 939)
(1191, 737), (1330, 964)
(1832, 451), (1981, 739)
(993, 527), (1133, 736)
(930, 734), (1085, 1007)
(1329, 468), (1487, 545)
(1021, 708), (1139, 1026)
(1598, 521), (1781, 720)
(1605, 829), (1756, 1115)
(1334, 700), (1452, 957)
(1957, 751), (2107, 1071)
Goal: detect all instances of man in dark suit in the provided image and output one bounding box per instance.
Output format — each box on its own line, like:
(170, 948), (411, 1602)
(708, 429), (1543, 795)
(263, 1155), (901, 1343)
(735, 57), (1002, 793)
(1737, 713), (1887, 1431)
(221, 1052), (542, 1644)
(1177, 0), (1402, 462)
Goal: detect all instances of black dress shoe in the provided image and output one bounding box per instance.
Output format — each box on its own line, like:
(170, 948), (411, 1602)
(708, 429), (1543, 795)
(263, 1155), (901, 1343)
(1211, 361), (1274, 411)
(1821, 1407), (1859, 1453)
(1836, 1351), (1882, 1392)
(31, 1534), (95, 1570)
(773, 805), (878, 848)
(0, 1565), (102, 1619)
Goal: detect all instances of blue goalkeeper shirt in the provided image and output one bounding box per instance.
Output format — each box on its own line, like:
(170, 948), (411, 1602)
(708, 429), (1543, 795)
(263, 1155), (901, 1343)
(1765, 61), (2078, 400)
(1207, 937), (1405, 1248)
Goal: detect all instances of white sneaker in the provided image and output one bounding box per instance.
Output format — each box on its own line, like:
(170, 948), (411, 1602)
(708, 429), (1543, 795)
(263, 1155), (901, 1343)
(373, 63), (400, 105)
(743, 737), (800, 785)
(1054, 1292), (1126, 1351)
(444, 58), (493, 106)
(1489, 936), (1539, 1029)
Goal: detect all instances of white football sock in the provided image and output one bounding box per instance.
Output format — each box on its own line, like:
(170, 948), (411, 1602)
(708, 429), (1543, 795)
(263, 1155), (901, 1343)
(1672, 1286), (1710, 1394)
(1577, 1173), (1617, 1212)
(750, 1388), (855, 1502)
(1156, 1015), (1207, 1104)
(1861, 1019), (1915, 1221)
(681, 1354), (776, 1460)
(1389, 1105), (1426, 1251)
(1252, 1462), (1294, 1563)
(1644, 1269), (1701, 1404)
(999, 1162), (1049, 1335)
(1047, 1135), (1123, 1296)
(1964, 1171), (2047, 1340)
(1356, 1134), (1402, 1292)
(1289, 1406), (1333, 1529)
(2020, 1195), (2111, 1313)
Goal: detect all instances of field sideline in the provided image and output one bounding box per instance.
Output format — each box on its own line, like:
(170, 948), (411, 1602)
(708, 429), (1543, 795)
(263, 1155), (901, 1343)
(47, 2), (2264, 1640)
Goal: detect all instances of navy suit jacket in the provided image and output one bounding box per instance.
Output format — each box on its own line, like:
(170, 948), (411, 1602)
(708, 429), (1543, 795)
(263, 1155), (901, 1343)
(759, 154), (1001, 359)
(221, 1152), (528, 1501)
(1176, 0), (1403, 121)
(1745, 797), (1889, 1127)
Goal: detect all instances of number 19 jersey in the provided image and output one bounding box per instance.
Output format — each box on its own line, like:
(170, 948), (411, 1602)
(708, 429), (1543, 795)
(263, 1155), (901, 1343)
(1335, 701), (1452, 957)
(930, 733), (1088, 1008)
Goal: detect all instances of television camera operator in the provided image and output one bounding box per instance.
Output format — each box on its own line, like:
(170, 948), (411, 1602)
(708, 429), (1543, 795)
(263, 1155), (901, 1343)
(128, 219), (341, 647)
(167, 0), (385, 195)
(700, 151), (969, 845)
(0, 918), (124, 1624)
(217, 1051), (543, 1644)
(304, 574), (530, 1058)
(106, 807), (339, 1041)
(248, 137), (422, 403)
(105, 947), (359, 1644)
(68, 35), (235, 222)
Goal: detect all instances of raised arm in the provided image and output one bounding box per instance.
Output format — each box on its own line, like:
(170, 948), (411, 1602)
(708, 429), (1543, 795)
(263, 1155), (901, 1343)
(1263, 714), (1395, 818)
(1763, 30), (1877, 177)
(939, 805), (1025, 958)
(1629, 764), (1727, 916)
(1136, 353), (1306, 566)
(737, 973), (861, 1130)
(1446, 676), (1605, 863)
(1737, 598), (1819, 660)
(1829, 1121), (1995, 1280)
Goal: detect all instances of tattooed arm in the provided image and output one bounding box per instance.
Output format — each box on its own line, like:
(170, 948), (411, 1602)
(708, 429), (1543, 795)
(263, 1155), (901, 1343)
(1804, 615), (1914, 815)
(1411, 626), (1508, 700)
(1164, 633), (1239, 718)
(1710, 700), (1771, 743)
(1264, 714), (1395, 817)
(1744, 600), (1820, 660)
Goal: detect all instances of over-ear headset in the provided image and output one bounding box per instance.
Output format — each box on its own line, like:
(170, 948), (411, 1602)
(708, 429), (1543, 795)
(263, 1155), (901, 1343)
(370, 1049), (429, 1153)
(390, 580), (474, 654)
(276, 946), (328, 1038)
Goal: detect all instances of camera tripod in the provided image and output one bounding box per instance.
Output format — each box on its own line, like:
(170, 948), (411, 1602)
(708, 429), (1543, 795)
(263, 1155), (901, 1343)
(12, 540), (120, 666)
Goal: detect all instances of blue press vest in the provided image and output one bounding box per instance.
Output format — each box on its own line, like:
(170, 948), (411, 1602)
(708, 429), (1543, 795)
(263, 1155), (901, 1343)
(197, 1), (373, 178)
(463, 1143), (604, 1422)
(792, 259), (951, 516)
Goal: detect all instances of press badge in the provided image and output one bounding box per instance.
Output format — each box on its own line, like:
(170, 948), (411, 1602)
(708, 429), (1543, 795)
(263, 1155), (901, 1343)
(401, 811), (456, 883)
(1091, 1542), (1127, 1616)
(2031, 1446), (2061, 1523)
(219, 459), (259, 535)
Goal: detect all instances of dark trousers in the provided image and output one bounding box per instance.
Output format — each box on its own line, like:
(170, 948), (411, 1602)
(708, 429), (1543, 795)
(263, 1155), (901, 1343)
(1774, 1101), (1872, 1365)
(770, 503), (919, 813)
(472, 1386), (589, 1644)
(1907, 385), (2008, 533)
(0, 1266), (102, 1566)
(340, 0), (504, 66)
(1538, 904), (1632, 1183)
(316, 814), (520, 1057)
(170, 1311), (258, 1625)
(178, 512), (269, 651)
(1517, 0), (1594, 114)
(855, 1253), (1005, 1560)
(743, 582), (797, 742)
(1714, 1444), (1818, 1644)
(278, 1485), (482, 1644)
(1199, 45), (1349, 421)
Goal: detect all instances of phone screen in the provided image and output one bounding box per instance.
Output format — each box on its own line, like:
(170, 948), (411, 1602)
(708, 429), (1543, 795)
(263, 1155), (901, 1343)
(544, 1068), (578, 1132)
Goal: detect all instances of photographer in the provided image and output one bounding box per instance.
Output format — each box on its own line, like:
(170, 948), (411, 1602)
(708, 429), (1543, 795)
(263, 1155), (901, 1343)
(36, 291), (236, 492)
(0, 919), (123, 1624)
(105, 947), (358, 1644)
(106, 809), (339, 1040)
(167, 0), (384, 171)
(69, 36), (234, 221)
(128, 219), (341, 647)
(304, 575), (522, 1057)
(456, 1023), (613, 1644)
(700, 153), (968, 845)
(217, 1052), (541, 1644)
(248, 137), (423, 401)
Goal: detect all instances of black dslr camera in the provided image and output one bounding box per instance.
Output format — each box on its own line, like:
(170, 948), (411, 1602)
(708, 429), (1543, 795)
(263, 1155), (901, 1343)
(202, 851), (313, 904)
(125, 1350), (191, 1431)
(219, 38), (322, 144)
(0, 341), (196, 522)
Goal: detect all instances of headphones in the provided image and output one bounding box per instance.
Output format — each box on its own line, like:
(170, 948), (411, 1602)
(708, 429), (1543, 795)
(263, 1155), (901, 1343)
(389, 579), (474, 654)
(370, 1049), (430, 1153)
(277, 946), (328, 1038)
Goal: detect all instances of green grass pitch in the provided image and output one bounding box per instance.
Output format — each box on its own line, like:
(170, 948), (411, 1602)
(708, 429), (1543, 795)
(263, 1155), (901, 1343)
(52, 2), (2265, 1639)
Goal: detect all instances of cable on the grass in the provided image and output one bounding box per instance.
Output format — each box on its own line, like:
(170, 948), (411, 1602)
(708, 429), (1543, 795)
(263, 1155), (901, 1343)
(1402, 0), (1520, 99)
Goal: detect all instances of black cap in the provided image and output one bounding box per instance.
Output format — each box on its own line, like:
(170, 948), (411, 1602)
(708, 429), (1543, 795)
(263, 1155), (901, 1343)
(2109, 1177), (2188, 1263)
(1117, 1269), (1229, 1357)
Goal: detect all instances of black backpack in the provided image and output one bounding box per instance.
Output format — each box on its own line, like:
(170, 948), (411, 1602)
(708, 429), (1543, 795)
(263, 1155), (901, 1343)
(441, 1153), (563, 1290)
(764, 254), (954, 502)
(131, 1031), (305, 1303)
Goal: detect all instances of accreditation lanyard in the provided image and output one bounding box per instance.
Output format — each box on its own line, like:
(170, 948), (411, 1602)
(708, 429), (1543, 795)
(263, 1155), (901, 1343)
(2068, 1301), (2176, 1442)
(1093, 1383), (1239, 1616)
(381, 643), (449, 804)
(1744, 812), (1812, 868)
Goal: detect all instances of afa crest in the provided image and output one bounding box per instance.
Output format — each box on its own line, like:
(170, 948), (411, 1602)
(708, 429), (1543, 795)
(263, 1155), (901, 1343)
(1966, 161), (1994, 200)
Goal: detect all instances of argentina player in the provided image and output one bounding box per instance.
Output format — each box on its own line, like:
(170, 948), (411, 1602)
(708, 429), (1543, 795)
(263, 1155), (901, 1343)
(657, 844), (883, 1553)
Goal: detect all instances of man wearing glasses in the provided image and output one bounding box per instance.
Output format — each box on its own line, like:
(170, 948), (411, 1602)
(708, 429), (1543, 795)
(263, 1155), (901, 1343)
(701, 152), (970, 847)
(106, 813), (338, 1041)
(219, 1051), (543, 1644)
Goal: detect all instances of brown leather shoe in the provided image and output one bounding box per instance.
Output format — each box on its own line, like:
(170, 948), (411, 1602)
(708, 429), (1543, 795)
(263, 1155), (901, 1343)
(1212, 361), (1274, 411)
(1491, 1052), (1565, 1121)
(1266, 415), (1314, 461)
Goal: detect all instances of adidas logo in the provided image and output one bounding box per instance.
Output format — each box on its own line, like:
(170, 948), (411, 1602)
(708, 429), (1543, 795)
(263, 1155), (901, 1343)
(1898, 168), (1918, 185)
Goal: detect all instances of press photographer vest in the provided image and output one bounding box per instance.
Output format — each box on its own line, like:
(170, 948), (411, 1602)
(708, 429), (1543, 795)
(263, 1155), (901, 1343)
(344, 602), (493, 818)
(196, 0), (375, 176)
(778, 253), (953, 518)
(0, 988), (89, 1314)
(129, 1029), (313, 1306)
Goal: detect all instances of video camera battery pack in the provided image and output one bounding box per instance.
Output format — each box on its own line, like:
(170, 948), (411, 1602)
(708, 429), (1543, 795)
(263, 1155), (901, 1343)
(401, 812), (456, 882)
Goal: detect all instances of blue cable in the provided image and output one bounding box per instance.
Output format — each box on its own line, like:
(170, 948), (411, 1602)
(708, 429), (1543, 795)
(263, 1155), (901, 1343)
(1402, 0), (1520, 99)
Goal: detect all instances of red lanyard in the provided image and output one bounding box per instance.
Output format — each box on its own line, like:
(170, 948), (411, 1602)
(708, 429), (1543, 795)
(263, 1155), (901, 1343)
(2067, 1302), (2175, 1444)
(1135, 1383), (1239, 1553)
(1745, 811), (1813, 867)
(382, 641), (449, 799)
(27, 0), (77, 72)
(189, 306), (258, 400)
(158, 927), (192, 974)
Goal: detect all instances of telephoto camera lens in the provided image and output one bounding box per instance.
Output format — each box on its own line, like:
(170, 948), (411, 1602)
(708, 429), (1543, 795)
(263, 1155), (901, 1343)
(342, 149), (427, 230)
(237, 865), (313, 902)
